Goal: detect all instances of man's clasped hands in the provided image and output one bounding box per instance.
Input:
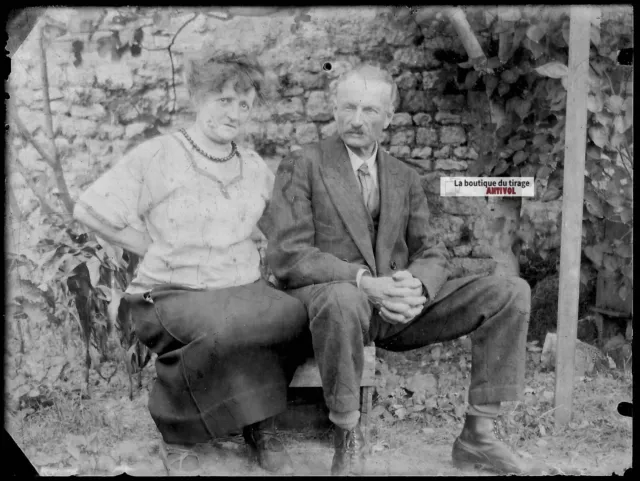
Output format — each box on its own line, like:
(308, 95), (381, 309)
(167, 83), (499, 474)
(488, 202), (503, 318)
(360, 270), (428, 324)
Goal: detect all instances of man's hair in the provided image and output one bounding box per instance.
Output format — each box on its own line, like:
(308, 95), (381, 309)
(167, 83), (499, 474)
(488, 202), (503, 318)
(332, 63), (400, 113)
(184, 47), (266, 104)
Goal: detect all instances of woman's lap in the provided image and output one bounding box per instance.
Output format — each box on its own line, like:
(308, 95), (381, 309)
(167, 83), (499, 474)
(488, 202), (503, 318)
(130, 279), (308, 357)
(125, 279), (311, 443)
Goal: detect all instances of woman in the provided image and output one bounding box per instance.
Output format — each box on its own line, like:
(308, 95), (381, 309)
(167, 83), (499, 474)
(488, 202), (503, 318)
(73, 49), (309, 475)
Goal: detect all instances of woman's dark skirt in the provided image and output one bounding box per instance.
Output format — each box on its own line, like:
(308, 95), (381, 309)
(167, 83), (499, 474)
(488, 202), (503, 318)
(124, 279), (310, 445)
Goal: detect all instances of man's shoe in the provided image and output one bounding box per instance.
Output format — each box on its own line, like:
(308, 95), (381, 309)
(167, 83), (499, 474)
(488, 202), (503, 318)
(452, 414), (528, 475)
(331, 424), (366, 476)
(243, 417), (294, 474)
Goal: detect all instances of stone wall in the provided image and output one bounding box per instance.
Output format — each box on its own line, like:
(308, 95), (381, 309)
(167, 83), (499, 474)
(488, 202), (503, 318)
(8, 7), (523, 278)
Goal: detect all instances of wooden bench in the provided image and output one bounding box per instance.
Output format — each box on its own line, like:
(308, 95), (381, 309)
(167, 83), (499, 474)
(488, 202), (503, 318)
(287, 343), (376, 442)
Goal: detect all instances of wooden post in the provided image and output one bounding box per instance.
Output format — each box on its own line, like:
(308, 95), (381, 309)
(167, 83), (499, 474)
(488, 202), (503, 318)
(554, 6), (591, 426)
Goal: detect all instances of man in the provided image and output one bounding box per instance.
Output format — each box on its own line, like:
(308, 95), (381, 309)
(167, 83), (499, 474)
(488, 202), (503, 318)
(261, 64), (535, 476)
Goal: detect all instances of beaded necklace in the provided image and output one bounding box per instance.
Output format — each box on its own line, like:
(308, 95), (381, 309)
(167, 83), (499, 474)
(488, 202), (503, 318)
(179, 128), (238, 163)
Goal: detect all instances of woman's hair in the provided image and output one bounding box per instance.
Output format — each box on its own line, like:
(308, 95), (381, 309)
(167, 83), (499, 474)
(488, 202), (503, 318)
(184, 48), (266, 104)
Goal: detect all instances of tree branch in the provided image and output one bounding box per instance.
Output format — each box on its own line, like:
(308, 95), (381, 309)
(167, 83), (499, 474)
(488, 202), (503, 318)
(36, 27), (76, 215)
(444, 7), (487, 61)
(39, 28), (57, 148)
(10, 111), (57, 167)
(11, 147), (59, 217)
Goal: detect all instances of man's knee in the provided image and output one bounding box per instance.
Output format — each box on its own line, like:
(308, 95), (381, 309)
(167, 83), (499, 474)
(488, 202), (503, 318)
(487, 276), (531, 316)
(308, 282), (371, 331)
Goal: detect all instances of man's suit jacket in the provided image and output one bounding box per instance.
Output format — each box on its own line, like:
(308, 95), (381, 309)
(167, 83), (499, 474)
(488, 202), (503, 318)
(260, 134), (454, 301)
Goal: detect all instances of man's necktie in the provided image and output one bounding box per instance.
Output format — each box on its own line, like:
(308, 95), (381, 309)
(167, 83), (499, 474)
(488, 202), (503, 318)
(357, 163), (379, 216)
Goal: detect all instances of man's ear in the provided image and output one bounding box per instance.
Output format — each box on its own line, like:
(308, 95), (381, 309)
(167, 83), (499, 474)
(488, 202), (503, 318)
(383, 110), (394, 130)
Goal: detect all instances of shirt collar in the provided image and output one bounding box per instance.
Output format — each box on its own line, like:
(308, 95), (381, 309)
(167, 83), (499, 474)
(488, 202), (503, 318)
(345, 142), (378, 172)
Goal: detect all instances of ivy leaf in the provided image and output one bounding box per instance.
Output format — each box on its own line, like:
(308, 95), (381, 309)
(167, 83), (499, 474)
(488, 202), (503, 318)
(584, 244), (605, 267)
(498, 82), (510, 97)
(603, 254), (621, 273)
(497, 7), (521, 22)
(610, 133), (626, 149)
(587, 94), (604, 113)
(484, 74), (498, 95)
(526, 24), (546, 43)
(493, 159), (510, 175)
(584, 191), (605, 218)
(487, 57), (502, 69)
(514, 99), (532, 120)
(532, 133), (548, 147)
(594, 111), (613, 127)
(618, 284), (631, 301)
(465, 70), (480, 89)
(605, 194), (626, 209)
(588, 125), (608, 148)
(613, 115), (627, 134)
(496, 124), (513, 139)
(85, 257), (102, 288)
(513, 150), (528, 165)
(561, 76), (568, 90)
(536, 165), (552, 181)
(96, 236), (124, 266)
(94, 285), (112, 301)
(508, 138), (527, 151)
(535, 62), (569, 79)
(522, 38), (545, 59)
(501, 69), (519, 84)
(107, 287), (124, 327)
(619, 208), (633, 224)
(606, 95), (624, 114)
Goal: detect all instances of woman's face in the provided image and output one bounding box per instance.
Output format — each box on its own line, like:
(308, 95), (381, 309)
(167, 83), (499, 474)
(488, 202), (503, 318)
(194, 79), (256, 145)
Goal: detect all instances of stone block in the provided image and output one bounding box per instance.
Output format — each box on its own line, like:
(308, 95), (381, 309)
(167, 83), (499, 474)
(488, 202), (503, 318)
(412, 113), (433, 126)
(416, 127), (438, 146)
(440, 125), (467, 145)
(295, 123), (320, 144)
(402, 158), (432, 175)
(306, 91), (333, 121)
(274, 97), (305, 121)
(400, 90), (433, 113)
(435, 112), (462, 125)
(434, 158), (468, 171)
(433, 146), (451, 159)
(320, 121), (337, 139)
(390, 128), (415, 146)
(393, 48), (441, 69)
(388, 146), (411, 158)
(411, 146), (433, 159)
(390, 113), (413, 127)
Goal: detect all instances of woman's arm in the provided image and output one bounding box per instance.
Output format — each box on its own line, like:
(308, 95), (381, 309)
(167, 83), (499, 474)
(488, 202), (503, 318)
(73, 203), (151, 258)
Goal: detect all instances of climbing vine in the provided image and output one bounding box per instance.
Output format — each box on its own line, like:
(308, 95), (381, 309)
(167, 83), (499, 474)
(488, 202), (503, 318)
(400, 6), (633, 304)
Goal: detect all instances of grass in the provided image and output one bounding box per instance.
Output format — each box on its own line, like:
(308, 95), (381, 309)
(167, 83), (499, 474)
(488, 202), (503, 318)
(6, 312), (633, 476)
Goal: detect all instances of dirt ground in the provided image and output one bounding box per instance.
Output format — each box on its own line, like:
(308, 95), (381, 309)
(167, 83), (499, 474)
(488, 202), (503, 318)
(6, 335), (633, 477)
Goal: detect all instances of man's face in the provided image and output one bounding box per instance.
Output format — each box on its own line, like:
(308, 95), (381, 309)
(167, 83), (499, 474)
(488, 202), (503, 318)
(333, 75), (393, 153)
(194, 80), (256, 145)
